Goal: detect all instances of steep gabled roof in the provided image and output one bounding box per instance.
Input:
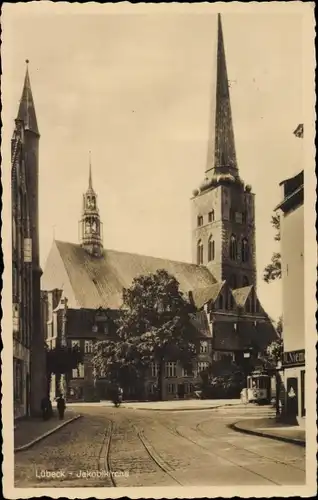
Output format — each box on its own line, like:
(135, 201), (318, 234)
(232, 285), (253, 308)
(42, 240), (217, 310)
(190, 281), (225, 309)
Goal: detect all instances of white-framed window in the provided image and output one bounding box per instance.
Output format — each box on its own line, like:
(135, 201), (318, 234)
(165, 361), (177, 377)
(168, 383), (175, 394)
(72, 363), (84, 379)
(84, 340), (93, 353)
(71, 340), (80, 349)
(182, 366), (192, 377)
(150, 362), (160, 377)
(200, 340), (208, 354)
(197, 361), (209, 373)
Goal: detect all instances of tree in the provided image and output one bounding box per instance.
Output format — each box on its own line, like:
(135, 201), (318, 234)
(199, 359), (246, 399)
(263, 214), (281, 283)
(92, 269), (198, 400)
(46, 345), (83, 398)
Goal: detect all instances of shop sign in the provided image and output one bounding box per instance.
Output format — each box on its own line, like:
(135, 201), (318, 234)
(282, 349), (305, 367)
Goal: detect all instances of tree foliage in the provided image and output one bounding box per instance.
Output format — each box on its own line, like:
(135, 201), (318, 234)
(258, 317), (283, 370)
(92, 269), (198, 398)
(199, 360), (246, 399)
(263, 214), (282, 283)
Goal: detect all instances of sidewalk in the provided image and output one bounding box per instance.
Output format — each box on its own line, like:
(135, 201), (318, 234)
(14, 410), (81, 452)
(67, 398), (242, 411)
(124, 398), (242, 411)
(231, 417), (306, 447)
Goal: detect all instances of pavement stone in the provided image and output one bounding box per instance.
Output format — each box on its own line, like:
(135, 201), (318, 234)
(231, 417), (306, 446)
(14, 410), (80, 451)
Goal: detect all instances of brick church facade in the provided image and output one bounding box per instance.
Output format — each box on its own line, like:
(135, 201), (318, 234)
(41, 14), (276, 401)
(12, 62), (46, 417)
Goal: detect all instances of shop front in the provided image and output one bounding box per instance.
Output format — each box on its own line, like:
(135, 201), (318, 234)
(282, 349), (305, 427)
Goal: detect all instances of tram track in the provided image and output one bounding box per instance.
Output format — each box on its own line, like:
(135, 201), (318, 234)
(101, 414), (184, 486)
(98, 420), (117, 486)
(133, 424), (184, 485)
(157, 420), (283, 485)
(196, 419), (305, 472)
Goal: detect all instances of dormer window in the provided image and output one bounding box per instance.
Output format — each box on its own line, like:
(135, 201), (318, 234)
(197, 215), (203, 227)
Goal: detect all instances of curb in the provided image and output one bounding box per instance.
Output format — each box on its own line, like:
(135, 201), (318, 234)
(123, 402), (242, 412)
(14, 415), (82, 453)
(229, 422), (306, 447)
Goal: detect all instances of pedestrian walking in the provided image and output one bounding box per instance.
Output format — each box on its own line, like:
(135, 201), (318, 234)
(56, 394), (66, 420)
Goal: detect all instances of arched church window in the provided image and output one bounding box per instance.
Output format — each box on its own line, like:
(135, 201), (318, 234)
(197, 215), (203, 227)
(85, 220), (91, 234)
(197, 240), (204, 265)
(208, 210), (215, 223)
(91, 220), (97, 233)
(241, 238), (249, 262)
(242, 275), (249, 287)
(229, 234), (237, 260)
(208, 236), (215, 262)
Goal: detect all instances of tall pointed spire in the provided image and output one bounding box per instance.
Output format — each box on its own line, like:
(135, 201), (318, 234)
(88, 151), (93, 190)
(199, 14), (241, 192)
(80, 156), (103, 257)
(17, 60), (40, 136)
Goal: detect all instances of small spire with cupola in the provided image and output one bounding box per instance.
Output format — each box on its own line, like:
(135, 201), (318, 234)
(79, 152), (103, 257)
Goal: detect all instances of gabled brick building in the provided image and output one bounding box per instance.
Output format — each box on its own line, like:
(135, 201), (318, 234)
(41, 14), (276, 401)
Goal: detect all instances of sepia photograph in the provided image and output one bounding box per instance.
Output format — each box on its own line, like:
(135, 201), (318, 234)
(1, 2), (316, 498)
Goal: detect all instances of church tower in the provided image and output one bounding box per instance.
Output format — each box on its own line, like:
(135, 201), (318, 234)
(79, 154), (103, 257)
(191, 14), (256, 289)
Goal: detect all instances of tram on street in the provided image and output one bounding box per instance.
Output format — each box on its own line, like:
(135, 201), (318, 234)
(246, 372), (271, 404)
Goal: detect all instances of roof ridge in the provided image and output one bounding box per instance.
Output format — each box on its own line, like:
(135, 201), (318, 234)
(54, 239), (217, 274)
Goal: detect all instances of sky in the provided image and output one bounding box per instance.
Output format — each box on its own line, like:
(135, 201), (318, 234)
(2, 2), (308, 322)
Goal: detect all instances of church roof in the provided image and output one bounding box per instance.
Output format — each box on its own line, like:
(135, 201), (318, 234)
(42, 240), (217, 310)
(190, 281), (225, 309)
(17, 61), (39, 136)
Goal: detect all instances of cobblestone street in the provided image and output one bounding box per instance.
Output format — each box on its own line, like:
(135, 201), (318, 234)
(15, 404), (306, 488)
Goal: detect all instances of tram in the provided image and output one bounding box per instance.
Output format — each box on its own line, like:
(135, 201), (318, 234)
(246, 372), (271, 404)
